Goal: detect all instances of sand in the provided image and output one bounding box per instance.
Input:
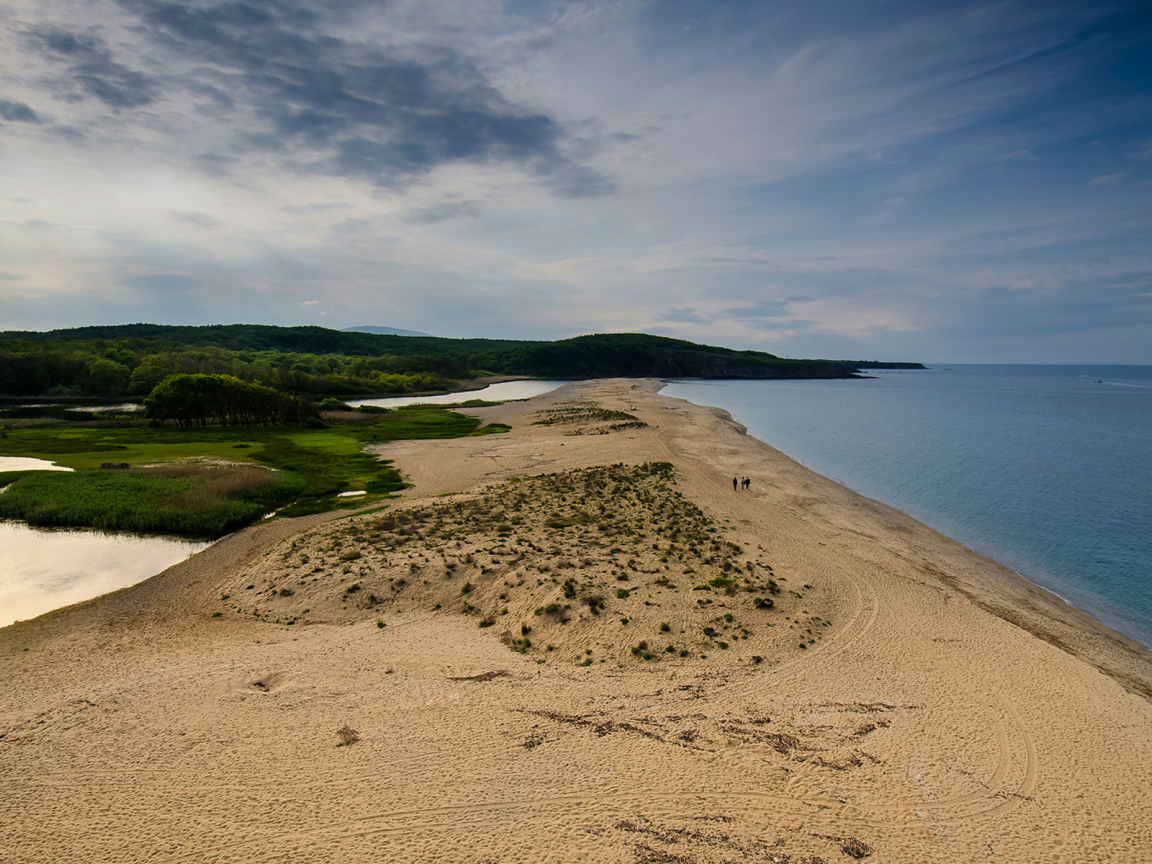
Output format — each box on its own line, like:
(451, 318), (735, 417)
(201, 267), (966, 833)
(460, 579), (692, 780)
(2, 379), (1150, 863)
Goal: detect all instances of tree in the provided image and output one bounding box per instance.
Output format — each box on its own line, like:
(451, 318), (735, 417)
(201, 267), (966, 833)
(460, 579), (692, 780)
(85, 357), (131, 395)
(144, 374), (317, 427)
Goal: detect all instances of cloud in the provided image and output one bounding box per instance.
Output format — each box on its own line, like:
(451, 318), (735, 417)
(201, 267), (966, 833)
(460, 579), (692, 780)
(855, 196), (908, 225)
(724, 300), (790, 319)
(0, 0), (1149, 363)
(27, 26), (158, 109)
(171, 211), (218, 228)
(281, 202), (351, 214)
(15, 0), (612, 194)
(656, 307), (707, 324)
(0, 100), (40, 122)
(123, 272), (198, 292)
(1089, 173), (1126, 186)
(193, 152), (238, 175)
(331, 217), (370, 234)
(993, 148), (1032, 162)
(405, 199), (482, 224)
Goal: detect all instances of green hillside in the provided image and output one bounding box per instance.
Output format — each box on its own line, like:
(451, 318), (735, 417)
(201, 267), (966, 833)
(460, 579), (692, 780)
(0, 324), (924, 399)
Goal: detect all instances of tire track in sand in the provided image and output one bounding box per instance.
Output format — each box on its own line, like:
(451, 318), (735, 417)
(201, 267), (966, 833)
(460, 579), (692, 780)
(151, 695), (1037, 864)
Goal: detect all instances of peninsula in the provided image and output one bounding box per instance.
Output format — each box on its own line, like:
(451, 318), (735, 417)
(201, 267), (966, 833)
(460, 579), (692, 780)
(2, 380), (1149, 863)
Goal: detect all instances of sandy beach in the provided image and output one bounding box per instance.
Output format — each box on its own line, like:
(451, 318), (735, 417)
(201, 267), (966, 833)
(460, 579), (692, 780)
(2, 378), (1150, 863)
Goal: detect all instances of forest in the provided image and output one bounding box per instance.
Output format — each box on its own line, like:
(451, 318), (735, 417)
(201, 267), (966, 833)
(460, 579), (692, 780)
(0, 324), (925, 400)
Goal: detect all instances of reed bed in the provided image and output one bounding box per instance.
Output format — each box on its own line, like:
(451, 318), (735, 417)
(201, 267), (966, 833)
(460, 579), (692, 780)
(0, 464), (304, 538)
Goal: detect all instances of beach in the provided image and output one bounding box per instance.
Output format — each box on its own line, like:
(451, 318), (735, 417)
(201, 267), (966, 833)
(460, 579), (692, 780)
(2, 378), (1150, 863)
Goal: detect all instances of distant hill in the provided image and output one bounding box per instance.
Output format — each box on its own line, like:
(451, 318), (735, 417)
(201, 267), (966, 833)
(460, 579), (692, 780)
(343, 326), (431, 337)
(0, 323), (925, 398)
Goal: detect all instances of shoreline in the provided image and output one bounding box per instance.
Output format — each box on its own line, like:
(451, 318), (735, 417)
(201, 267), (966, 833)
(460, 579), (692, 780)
(649, 383), (1152, 698)
(2, 378), (1150, 862)
(656, 380), (1152, 657)
(6, 377), (1149, 672)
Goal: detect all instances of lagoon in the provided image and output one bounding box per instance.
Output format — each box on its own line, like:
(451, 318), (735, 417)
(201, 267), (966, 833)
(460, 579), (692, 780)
(1, 454), (208, 626)
(0, 456), (72, 472)
(0, 522), (208, 627)
(349, 379), (565, 409)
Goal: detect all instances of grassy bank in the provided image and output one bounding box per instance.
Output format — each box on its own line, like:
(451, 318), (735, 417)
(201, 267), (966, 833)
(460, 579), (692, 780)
(0, 407), (509, 537)
(0, 464), (304, 536)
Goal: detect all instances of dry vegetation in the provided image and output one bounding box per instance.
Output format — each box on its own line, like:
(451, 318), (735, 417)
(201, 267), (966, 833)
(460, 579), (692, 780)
(531, 400), (649, 435)
(147, 462), (282, 505)
(226, 462), (833, 667)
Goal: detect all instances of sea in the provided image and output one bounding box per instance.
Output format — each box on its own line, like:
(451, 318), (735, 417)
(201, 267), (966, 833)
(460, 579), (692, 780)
(662, 366), (1152, 649)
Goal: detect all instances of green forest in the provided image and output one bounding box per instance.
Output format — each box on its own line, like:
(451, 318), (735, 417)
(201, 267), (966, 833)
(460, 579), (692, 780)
(0, 324), (924, 400)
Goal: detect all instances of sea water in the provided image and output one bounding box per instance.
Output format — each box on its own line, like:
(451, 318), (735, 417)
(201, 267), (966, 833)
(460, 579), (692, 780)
(662, 366), (1152, 648)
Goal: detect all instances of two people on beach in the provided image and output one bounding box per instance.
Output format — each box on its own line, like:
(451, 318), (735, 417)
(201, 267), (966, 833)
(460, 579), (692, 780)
(733, 476), (751, 491)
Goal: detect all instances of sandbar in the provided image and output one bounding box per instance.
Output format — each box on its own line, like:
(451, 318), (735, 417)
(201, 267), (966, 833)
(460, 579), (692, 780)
(2, 379), (1150, 863)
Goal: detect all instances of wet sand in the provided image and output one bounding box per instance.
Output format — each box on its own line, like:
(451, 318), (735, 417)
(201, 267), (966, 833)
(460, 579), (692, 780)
(2, 379), (1150, 863)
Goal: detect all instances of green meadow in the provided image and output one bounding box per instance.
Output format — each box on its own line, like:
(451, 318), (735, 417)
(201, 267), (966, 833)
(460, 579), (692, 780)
(0, 407), (508, 537)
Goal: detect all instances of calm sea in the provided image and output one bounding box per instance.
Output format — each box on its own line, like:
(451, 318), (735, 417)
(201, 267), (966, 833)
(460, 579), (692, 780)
(662, 366), (1152, 648)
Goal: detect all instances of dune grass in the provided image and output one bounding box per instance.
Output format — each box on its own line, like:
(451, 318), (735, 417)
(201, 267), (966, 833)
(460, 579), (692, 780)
(0, 406), (509, 537)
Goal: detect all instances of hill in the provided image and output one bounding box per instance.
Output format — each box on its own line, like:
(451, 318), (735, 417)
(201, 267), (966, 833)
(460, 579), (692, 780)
(0, 324), (924, 399)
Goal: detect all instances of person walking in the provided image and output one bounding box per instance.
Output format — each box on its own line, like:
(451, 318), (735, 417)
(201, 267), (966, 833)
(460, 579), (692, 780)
(733, 476), (739, 491)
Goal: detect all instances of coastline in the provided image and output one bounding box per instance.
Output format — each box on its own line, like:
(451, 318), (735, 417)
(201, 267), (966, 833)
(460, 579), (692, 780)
(2, 378), (1150, 863)
(652, 382), (1152, 699)
(660, 370), (1152, 653)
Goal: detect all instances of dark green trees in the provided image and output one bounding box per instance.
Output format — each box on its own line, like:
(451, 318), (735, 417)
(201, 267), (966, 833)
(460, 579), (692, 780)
(144, 374), (317, 427)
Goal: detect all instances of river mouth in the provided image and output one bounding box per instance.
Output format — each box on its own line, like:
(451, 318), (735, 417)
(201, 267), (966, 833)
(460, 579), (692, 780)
(0, 522), (208, 627)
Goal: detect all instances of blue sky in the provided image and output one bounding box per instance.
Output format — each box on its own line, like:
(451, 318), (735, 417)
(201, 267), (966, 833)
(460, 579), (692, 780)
(0, 0), (1149, 362)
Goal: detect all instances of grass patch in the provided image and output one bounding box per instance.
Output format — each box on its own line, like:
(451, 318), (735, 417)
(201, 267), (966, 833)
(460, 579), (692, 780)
(0, 406), (508, 537)
(0, 464), (303, 536)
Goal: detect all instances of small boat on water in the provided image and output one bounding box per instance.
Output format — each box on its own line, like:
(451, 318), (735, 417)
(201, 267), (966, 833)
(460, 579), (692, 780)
(1095, 379), (1104, 384)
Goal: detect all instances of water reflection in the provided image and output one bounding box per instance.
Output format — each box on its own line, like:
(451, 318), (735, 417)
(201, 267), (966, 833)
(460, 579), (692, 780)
(0, 523), (208, 627)
(349, 379), (566, 409)
(0, 404), (141, 421)
(65, 403), (141, 413)
(0, 456), (73, 472)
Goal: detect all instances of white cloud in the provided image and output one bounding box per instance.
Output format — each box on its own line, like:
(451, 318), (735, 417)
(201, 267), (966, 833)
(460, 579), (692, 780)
(0, 0), (1147, 361)
(1089, 173), (1126, 186)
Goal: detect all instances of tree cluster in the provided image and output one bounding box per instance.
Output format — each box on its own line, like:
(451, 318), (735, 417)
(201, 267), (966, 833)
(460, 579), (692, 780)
(0, 339), (460, 399)
(144, 374), (318, 427)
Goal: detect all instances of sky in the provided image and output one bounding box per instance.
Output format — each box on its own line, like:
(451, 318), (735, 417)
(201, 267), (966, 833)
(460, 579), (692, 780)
(0, 0), (1150, 363)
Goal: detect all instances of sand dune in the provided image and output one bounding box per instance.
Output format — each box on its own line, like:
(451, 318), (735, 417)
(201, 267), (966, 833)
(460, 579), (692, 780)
(2, 379), (1150, 863)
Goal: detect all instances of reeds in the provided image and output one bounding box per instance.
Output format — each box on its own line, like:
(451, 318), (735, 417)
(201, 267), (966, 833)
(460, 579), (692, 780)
(0, 463), (304, 537)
